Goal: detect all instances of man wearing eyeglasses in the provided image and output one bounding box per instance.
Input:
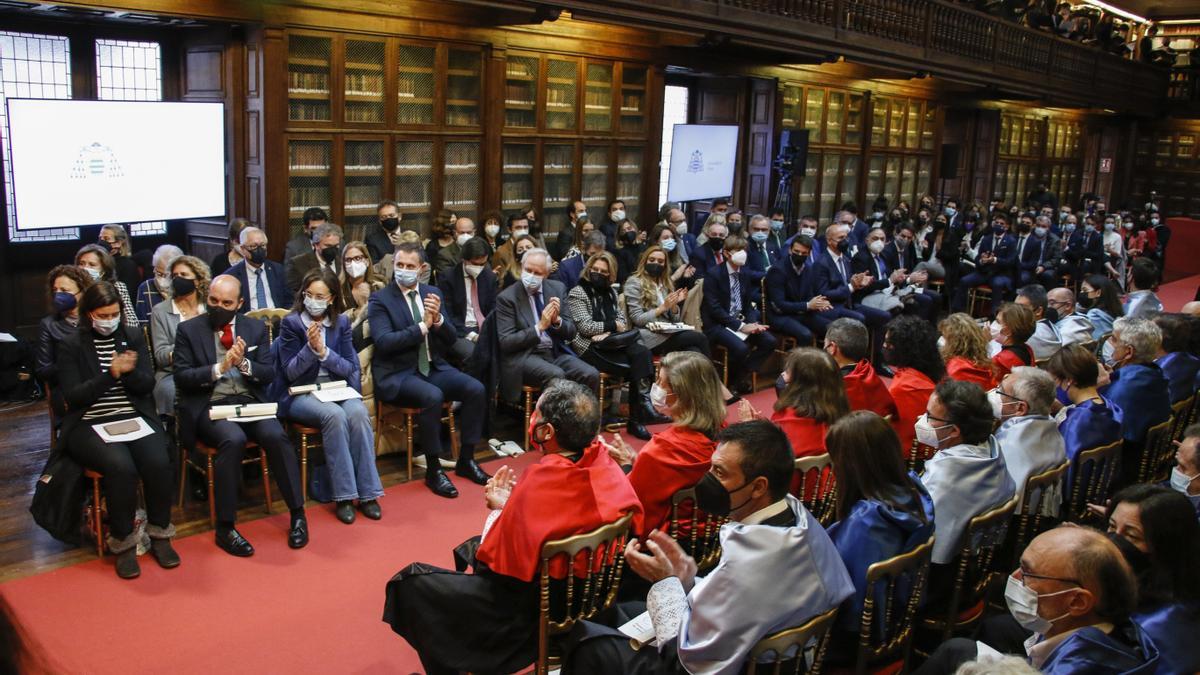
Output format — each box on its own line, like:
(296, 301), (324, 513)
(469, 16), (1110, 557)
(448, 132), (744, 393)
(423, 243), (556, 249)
(990, 368), (1066, 517)
(226, 226), (287, 313)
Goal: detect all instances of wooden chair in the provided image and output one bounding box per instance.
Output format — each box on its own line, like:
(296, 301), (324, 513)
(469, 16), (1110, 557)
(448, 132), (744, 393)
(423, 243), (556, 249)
(920, 496), (1019, 643)
(84, 469), (106, 558)
(1064, 440), (1122, 522)
(374, 399), (460, 481)
(966, 285), (992, 318)
(794, 453), (837, 526)
(746, 606), (839, 675)
(534, 512), (636, 675)
(1170, 393), (1196, 443)
(681, 278), (704, 330)
(907, 437), (936, 475)
(598, 372), (626, 432)
(760, 276), (801, 358)
(669, 486), (726, 570)
(1137, 419), (1175, 484)
(245, 307), (290, 342)
(712, 345), (758, 391)
(850, 535), (935, 675)
(1093, 332), (1112, 359)
(1010, 461), (1069, 569)
(289, 423), (322, 502)
(180, 436), (273, 528)
(142, 324), (156, 370)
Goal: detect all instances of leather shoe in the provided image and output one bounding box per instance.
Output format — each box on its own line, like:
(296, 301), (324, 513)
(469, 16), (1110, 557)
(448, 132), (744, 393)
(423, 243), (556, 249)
(359, 499), (382, 520)
(426, 470), (459, 498)
(288, 517), (309, 549)
(732, 378), (754, 396)
(115, 548), (140, 579)
(150, 538), (181, 569)
(626, 419), (651, 441)
(335, 500), (356, 524)
(455, 459), (490, 486)
(216, 529), (254, 557)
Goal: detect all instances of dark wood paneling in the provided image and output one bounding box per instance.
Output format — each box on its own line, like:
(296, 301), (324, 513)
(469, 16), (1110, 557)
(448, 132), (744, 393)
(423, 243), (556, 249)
(183, 47), (224, 96)
(743, 78), (775, 214)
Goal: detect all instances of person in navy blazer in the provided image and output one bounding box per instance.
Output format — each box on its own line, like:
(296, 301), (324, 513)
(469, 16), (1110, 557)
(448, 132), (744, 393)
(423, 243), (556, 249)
(701, 235), (776, 395)
(1011, 213), (1047, 287)
(368, 241), (489, 499)
(812, 223), (891, 363)
(953, 212), (1018, 316)
(271, 268), (383, 524)
(742, 215), (781, 284)
(438, 237), (499, 364)
(875, 224), (939, 319)
(174, 274), (307, 556)
(225, 227), (288, 313)
(1063, 216), (1106, 280)
(689, 219), (729, 279)
(765, 235), (825, 346)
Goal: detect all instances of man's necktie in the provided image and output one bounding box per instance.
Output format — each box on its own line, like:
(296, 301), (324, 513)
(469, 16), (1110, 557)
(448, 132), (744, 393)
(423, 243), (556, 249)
(730, 271), (742, 315)
(220, 323), (233, 350)
(838, 256), (849, 283)
(876, 256), (885, 279)
(715, 250), (724, 265)
(760, 244), (770, 267)
(469, 277), (485, 328)
(1018, 236), (1027, 258)
(407, 290), (430, 376)
(255, 268), (268, 309)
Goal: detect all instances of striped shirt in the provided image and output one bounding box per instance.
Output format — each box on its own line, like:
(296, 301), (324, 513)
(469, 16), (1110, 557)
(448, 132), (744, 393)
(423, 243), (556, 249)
(81, 335), (137, 420)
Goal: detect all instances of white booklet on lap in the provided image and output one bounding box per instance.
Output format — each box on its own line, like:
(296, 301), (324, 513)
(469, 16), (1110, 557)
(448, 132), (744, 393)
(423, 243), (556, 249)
(289, 380), (361, 403)
(93, 416), (155, 443)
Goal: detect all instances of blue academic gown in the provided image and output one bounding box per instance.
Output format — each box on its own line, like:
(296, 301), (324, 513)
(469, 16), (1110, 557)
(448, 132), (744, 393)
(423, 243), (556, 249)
(1040, 622), (1160, 675)
(826, 474), (935, 636)
(1059, 397), (1123, 487)
(1155, 351), (1200, 404)
(1101, 364), (1171, 443)
(1133, 602), (1200, 675)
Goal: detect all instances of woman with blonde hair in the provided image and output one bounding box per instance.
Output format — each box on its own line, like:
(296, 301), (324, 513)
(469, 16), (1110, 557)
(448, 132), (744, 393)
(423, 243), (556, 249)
(340, 240), (383, 329)
(623, 246), (709, 358)
(938, 312), (996, 389)
(150, 254), (211, 415)
(499, 234), (536, 290)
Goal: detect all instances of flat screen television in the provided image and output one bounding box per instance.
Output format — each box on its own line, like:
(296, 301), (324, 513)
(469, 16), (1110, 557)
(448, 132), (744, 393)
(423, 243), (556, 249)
(665, 123), (738, 203)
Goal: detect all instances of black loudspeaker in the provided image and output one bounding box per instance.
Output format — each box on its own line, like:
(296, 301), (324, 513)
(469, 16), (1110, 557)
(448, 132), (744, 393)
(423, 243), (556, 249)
(779, 128), (810, 177)
(939, 143), (960, 179)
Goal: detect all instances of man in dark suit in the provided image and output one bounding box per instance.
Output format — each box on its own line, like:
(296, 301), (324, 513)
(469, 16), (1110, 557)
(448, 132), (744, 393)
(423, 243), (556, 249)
(953, 212), (1018, 316)
(494, 246), (599, 406)
(812, 222), (890, 365)
(438, 237), (498, 364)
(434, 217), (477, 277)
(865, 225), (937, 321)
(743, 215), (781, 284)
(366, 200), (402, 263)
(286, 222), (343, 294)
(690, 219), (729, 280)
(702, 235), (777, 395)
(226, 226), (288, 313)
(1062, 215), (1105, 281)
(765, 234), (823, 346)
(283, 207), (328, 283)
(1012, 212), (1047, 287)
(837, 206), (869, 249)
(173, 274), (307, 557)
(369, 242), (490, 499)
(555, 231), (606, 292)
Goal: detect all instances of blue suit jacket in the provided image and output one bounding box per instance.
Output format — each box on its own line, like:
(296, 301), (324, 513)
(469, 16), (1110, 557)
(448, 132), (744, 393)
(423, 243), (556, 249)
(438, 263), (498, 338)
(975, 232), (1018, 276)
(690, 244), (724, 280)
(766, 259), (818, 318)
(812, 250), (855, 306)
(848, 218), (870, 248)
(1065, 228), (1104, 265)
(1155, 351), (1200, 404)
(851, 249), (891, 297)
(270, 312), (360, 416)
(1014, 233), (1046, 273)
(701, 263), (760, 331)
(367, 282), (459, 403)
(227, 260), (289, 313)
(1102, 363), (1171, 442)
(554, 255), (585, 292)
(1040, 622), (1159, 675)
(881, 241), (917, 273)
(742, 239), (780, 283)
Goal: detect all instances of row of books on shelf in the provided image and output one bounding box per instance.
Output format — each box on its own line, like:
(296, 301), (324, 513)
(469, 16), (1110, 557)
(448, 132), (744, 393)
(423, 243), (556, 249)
(584, 89), (612, 107)
(546, 87), (573, 105)
(289, 71), (329, 91)
(501, 184), (532, 204)
(345, 143), (383, 166)
(290, 187), (331, 207)
(289, 143), (331, 167)
(396, 183), (432, 204)
(443, 183), (478, 209)
(345, 185), (382, 204)
(621, 94), (642, 111)
(506, 60), (535, 77)
(446, 111), (479, 126)
(345, 107), (384, 123)
(398, 76), (431, 98)
(346, 72), (384, 95)
(397, 108), (436, 125)
(505, 83), (534, 101)
(289, 102), (332, 121)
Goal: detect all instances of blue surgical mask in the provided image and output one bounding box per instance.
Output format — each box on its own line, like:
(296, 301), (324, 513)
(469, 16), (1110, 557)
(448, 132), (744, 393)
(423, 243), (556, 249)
(1063, 223), (1076, 234)
(394, 268), (419, 288)
(769, 219), (784, 231)
(750, 231), (768, 243)
(660, 238), (677, 252)
(521, 271), (543, 293)
(945, 207), (957, 217)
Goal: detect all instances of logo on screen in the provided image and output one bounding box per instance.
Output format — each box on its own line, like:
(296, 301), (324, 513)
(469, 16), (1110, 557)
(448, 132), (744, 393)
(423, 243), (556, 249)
(69, 142), (124, 179)
(687, 150), (703, 173)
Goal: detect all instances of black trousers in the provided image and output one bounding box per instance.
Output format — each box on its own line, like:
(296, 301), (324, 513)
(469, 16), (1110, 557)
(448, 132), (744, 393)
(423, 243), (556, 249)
(66, 419), (172, 539)
(650, 330), (711, 357)
(195, 401), (304, 523)
(582, 340), (655, 382)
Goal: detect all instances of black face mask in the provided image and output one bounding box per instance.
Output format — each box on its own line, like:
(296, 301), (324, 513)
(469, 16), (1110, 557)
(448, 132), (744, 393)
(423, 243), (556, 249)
(588, 272), (609, 288)
(622, 230), (638, 244)
(207, 304), (237, 330)
(727, 221), (743, 233)
(381, 216), (400, 232)
(247, 247), (267, 266)
(319, 246), (338, 264)
(836, 239), (850, 254)
(694, 472), (752, 518)
(790, 253), (808, 267)
(171, 276), (196, 297)
(1078, 293), (1095, 309)
(1044, 306), (1060, 322)
(643, 262), (664, 277)
(708, 237), (725, 251)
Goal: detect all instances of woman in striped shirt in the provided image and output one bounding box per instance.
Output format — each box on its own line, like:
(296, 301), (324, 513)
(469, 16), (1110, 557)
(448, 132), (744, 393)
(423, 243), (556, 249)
(56, 282), (178, 579)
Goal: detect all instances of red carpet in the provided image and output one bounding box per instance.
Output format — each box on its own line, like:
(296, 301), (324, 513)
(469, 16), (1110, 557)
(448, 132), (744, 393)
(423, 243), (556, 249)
(1158, 272), (1199, 312)
(0, 388), (779, 675)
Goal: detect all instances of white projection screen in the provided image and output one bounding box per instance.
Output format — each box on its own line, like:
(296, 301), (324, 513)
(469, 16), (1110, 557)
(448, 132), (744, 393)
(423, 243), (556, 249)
(666, 124), (738, 203)
(6, 99), (226, 230)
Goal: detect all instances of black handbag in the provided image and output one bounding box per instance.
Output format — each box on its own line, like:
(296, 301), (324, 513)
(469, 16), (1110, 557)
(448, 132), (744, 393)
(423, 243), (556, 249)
(29, 450), (86, 545)
(593, 329), (640, 350)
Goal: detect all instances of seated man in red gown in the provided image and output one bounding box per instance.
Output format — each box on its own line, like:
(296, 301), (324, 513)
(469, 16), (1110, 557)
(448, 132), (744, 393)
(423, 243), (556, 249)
(824, 317), (897, 418)
(382, 379), (644, 675)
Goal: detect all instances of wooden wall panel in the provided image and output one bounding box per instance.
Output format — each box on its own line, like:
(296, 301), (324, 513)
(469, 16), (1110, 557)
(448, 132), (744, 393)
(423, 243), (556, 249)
(743, 78), (775, 214)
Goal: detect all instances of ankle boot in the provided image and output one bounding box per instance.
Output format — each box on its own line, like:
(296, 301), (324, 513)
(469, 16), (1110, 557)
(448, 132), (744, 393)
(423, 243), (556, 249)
(624, 379), (652, 440)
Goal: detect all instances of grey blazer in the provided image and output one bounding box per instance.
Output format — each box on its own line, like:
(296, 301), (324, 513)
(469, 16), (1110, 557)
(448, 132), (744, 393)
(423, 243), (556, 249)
(623, 275), (681, 350)
(494, 278), (577, 403)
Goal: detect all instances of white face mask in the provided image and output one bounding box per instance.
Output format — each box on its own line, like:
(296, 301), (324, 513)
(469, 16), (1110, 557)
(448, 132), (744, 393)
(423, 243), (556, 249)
(990, 320), (1006, 344)
(650, 382), (672, 418)
(346, 260), (367, 279)
(913, 413), (949, 449)
(729, 250), (748, 267)
(154, 274), (171, 294)
(800, 227), (817, 238)
(303, 296), (328, 318)
(675, 222), (689, 236)
(661, 238), (677, 252)
(512, 228), (529, 238)
(83, 266), (102, 281)
(394, 268), (419, 288)
(521, 271), (543, 293)
(868, 240), (885, 255)
(1170, 466), (1198, 494)
(456, 233), (473, 247)
(1004, 575), (1076, 635)
(937, 335), (946, 351)
(92, 316), (120, 336)
(988, 389), (1007, 420)
(464, 264), (484, 278)
(485, 224), (500, 238)
(611, 209), (626, 222)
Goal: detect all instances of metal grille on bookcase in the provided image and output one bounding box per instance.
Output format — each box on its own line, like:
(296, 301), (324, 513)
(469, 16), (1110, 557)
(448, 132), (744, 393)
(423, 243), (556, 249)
(395, 140), (433, 235)
(397, 44), (435, 126)
(584, 63), (613, 132)
(446, 49), (481, 127)
(617, 147), (642, 224)
(620, 65), (646, 134)
(344, 140), (384, 241)
(344, 39), (385, 124)
(582, 146), (611, 207)
(545, 58), (577, 131)
(288, 35), (331, 122)
(505, 55), (539, 129)
(443, 140), (480, 221)
(288, 140), (332, 238)
(542, 144), (575, 234)
(501, 144), (535, 211)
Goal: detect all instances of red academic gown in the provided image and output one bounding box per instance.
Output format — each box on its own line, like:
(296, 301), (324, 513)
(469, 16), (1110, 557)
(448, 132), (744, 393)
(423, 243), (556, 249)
(772, 407), (830, 498)
(991, 344), (1033, 382)
(627, 425), (716, 538)
(946, 355), (996, 390)
(888, 367), (937, 456)
(843, 359), (898, 419)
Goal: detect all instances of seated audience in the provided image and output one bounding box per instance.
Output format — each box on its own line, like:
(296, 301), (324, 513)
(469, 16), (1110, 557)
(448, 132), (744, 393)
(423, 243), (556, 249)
(1172, 424), (1200, 515)
(1102, 317), (1171, 445)
(338, 240), (384, 331)
(383, 380), (643, 675)
(364, 201), (401, 264)
(884, 315), (946, 452)
(437, 237), (497, 364)
(991, 302), (1036, 381)
(1079, 274), (1124, 340)
(174, 274), (308, 556)
(75, 244), (139, 326)
(56, 282), (178, 578)
(209, 217), (249, 276)
(992, 367), (1067, 511)
(1012, 213), (1048, 288)
(283, 207), (328, 282)
(149, 255), (209, 417)
(646, 221), (697, 290)
(480, 210), (503, 257)
(953, 212), (1017, 317)
(822, 317), (897, 418)
(1046, 287), (1095, 346)
(689, 215), (728, 278)
(434, 216), (476, 277)
(498, 234), (536, 290)
(286, 222), (343, 294)
(854, 226), (935, 320)
(939, 312), (997, 389)
(741, 214), (780, 284)
(492, 213), (534, 277)
(97, 224), (141, 294)
(917, 380), (1016, 566)
(612, 219), (646, 284)
(764, 234), (823, 346)
(495, 246), (599, 404)
(1015, 285), (1063, 361)
(424, 210), (458, 269)
(566, 251), (667, 440)
(368, 242), (489, 498)
(813, 222), (891, 362)
(562, 421), (854, 674)
(824, 411), (934, 656)
(551, 200), (590, 262)
(273, 269), (383, 524)
(623, 246), (708, 357)
(134, 244), (183, 323)
(1043, 345), (1122, 488)
(771, 348), (850, 467)
(1123, 258), (1162, 318)
(37, 265), (94, 418)
(701, 235), (777, 395)
(556, 231), (606, 292)
(1151, 313), (1200, 404)
(226, 226), (287, 312)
